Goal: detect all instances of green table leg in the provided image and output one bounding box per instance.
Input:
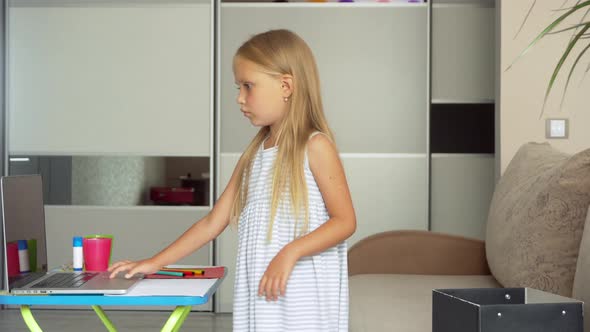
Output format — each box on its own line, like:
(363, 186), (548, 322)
(20, 305), (42, 332)
(161, 306), (192, 332)
(91, 305), (117, 332)
(19, 304), (190, 332)
(171, 306), (192, 332)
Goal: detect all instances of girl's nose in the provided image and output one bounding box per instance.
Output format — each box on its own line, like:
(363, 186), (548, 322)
(236, 90), (245, 105)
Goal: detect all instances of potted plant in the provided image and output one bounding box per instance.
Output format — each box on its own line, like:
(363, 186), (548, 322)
(510, 1), (590, 116)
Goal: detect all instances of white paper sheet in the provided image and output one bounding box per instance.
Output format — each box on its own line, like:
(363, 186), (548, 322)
(109, 278), (218, 297)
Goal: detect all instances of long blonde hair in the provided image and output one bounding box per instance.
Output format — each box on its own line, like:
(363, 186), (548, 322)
(230, 29), (334, 241)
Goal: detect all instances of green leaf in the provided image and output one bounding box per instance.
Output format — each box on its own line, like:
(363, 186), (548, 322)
(564, 2), (588, 47)
(548, 21), (590, 35)
(540, 24), (590, 117)
(560, 37), (590, 108)
(507, 1), (590, 71)
(514, 0), (537, 40)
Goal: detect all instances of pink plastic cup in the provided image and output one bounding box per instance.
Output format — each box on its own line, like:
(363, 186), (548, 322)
(83, 235), (113, 272)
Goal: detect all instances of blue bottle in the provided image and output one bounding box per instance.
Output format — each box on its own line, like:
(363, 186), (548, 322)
(73, 236), (84, 271)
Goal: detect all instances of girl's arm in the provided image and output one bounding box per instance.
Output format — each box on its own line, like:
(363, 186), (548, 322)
(108, 157), (245, 278)
(287, 133), (357, 256)
(259, 133), (356, 300)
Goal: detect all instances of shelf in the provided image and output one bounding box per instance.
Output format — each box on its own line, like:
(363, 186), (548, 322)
(10, 0), (213, 7)
(432, 0), (494, 8)
(45, 205), (212, 212)
(431, 153), (494, 158)
(431, 98), (495, 104)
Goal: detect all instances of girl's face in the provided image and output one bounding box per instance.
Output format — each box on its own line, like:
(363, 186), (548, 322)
(233, 56), (289, 129)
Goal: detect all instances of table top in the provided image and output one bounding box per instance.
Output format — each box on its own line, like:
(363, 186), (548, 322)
(0, 277), (223, 306)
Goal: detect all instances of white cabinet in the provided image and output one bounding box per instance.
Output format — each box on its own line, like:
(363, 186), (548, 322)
(6, 0), (216, 310)
(8, 0), (212, 156)
(4, 0), (496, 314)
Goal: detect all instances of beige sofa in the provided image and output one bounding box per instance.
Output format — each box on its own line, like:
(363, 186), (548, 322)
(348, 143), (590, 332)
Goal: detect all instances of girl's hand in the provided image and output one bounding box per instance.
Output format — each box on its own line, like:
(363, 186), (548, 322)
(108, 258), (160, 279)
(258, 247), (298, 301)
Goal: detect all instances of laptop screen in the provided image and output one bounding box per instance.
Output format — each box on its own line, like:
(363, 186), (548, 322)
(1, 175), (49, 290)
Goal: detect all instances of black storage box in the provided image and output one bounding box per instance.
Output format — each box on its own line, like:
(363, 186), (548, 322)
(432, 288), (583, 332)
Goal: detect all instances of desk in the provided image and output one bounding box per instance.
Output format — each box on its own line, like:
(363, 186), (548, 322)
(0, 277), (224, 332)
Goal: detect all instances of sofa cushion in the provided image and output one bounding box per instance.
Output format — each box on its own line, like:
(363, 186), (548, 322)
(486, 143), (590, 296)
(572, 206), (590, 332)
(349, 274), (500, 332)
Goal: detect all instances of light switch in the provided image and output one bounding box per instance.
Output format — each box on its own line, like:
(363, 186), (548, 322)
(546, 118), (569, 139)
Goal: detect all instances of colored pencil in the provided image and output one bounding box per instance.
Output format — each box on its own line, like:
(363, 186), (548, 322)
(160, 270), (193, 276)
(161, 268), (204, 275)
(155, 270), (184, 277)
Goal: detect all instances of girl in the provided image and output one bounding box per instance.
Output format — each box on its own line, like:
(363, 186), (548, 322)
(109, 29), (356, 332)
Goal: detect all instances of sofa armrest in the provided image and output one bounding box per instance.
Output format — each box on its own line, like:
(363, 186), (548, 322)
(348, 230), (491, 276)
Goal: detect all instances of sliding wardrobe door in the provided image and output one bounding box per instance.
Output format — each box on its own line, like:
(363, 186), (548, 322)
(7, 0), (214, 310)
(430, 0), (496, 240)
(216, 2), (429, 312)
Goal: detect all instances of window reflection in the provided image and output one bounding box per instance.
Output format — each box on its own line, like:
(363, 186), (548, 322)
(8, 156), (210, 206)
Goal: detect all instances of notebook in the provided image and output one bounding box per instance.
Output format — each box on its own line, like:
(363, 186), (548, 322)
(1, 175), (141, 295)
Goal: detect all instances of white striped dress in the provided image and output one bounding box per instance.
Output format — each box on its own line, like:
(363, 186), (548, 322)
(233, 135), (349, 332)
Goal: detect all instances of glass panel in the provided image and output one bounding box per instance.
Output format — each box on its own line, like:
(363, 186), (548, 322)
(8, 0), (211, 156)
(220, 5), (428, 153)
(430, 154), (495, 240)
(8, 156), (210, 206)
(343, 156), (429, 246)
(431, 2), (495, 102)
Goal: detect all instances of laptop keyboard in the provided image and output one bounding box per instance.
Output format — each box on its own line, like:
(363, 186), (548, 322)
(10, 273), (45, 289)
(31, 272), (98, 289)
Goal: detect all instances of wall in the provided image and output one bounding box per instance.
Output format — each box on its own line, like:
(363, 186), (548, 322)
(499, 0), (590, 173)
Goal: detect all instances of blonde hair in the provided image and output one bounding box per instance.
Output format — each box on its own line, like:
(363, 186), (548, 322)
(230, 29), (334, 241)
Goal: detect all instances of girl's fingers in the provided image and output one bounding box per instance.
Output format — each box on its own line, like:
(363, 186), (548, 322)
(272, 278), (280, 301)
(280, 276), (287, 297)
(109, 265), (126, 279)
(115, 265), (130, 277)
(259, 270), (290, 300)
(107, 260), (128, 271)
(258, 276), (267, 297)
(126, 266), (139, 279)
(109, 262), (134, 278)
(265, 277), (273, 301)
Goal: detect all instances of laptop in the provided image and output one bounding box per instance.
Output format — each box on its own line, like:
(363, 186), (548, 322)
(1, 174), (142, 295)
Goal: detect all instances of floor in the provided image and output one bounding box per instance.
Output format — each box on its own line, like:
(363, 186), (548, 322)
(0, 308), (233, 331)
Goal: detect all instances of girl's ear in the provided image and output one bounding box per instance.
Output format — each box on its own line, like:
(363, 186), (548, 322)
(280, 75), (294, 98)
